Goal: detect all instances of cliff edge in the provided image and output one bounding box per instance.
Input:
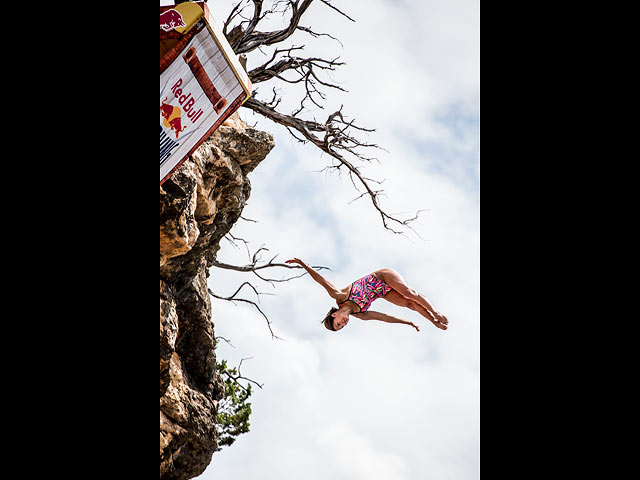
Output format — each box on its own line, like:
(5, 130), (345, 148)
(160, 113), (274, 479)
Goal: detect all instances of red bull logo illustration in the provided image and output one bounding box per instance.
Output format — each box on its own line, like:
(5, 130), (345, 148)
(160, 97), (188, 139)
(160, 9), (186, 31)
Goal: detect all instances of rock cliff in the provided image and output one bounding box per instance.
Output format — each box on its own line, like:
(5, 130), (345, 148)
(160, 113), (274, 479)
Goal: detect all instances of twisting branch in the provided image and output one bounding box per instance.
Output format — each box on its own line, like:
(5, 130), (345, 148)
(220, 357), (264, 390)
(211, 241), (330, 338)
(212, 245), (330, 285)
(317, 0), (356, 22)
(223, 232), (251, 257)
(228, 0), (317, 54)
(244, 98), (424, 234)
(208, 282), (283, 340)
(222, 0), (424, 234)
(296, 25), (343, 47)
(248, 47), (346, 113)
(215, 335), (236, 348)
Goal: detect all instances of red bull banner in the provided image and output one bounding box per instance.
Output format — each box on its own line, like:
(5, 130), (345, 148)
(160, 2), (252, 185)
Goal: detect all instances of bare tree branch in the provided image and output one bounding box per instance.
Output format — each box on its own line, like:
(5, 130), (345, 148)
(222, 0), (424, 235)
(318, 0), (356, 22)
(208, 282), (283, 340)
(243, 97), (423, 235)
(223, 1), (247, 37)
(223, 233), (252, 258)
(237, 357), (264, 389)
(210, 240), (329, 339)
(230, 0), (316, 54)
(221, 357), (264, 390)
(212, 246), (330, 284)
(215, 335), (236, 348)
(296, 25), (343, 47)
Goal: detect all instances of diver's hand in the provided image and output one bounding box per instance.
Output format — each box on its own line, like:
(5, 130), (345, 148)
(285, 258), (307, 267)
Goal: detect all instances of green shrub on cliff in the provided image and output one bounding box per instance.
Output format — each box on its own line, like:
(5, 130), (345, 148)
(216, 359), (253, 449)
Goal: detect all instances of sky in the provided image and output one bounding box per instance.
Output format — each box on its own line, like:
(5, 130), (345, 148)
(162, 1), (479, 478)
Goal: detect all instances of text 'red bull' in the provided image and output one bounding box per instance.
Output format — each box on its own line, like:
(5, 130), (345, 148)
(170, 78), (204, 124)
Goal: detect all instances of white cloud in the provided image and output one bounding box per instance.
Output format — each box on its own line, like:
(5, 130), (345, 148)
(314, 423), (409, 479)
(204, 301), (479, 479)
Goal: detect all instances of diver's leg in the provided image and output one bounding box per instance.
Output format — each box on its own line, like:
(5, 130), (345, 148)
(382, 289), (447, 330)
(375, 268), (448, 326)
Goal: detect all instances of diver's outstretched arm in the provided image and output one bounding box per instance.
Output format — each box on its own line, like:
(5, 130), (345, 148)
(353, 310), (420, 332)
(285, 258), (341, 300)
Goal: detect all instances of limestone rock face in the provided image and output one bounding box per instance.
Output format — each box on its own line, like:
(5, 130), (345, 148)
(160, 113), (274, 479)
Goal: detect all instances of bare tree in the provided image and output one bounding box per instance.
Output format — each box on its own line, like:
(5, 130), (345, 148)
(212, 245), (330, 284)
(209, 281), (282, 339)
(209, 0), (426, 337)
(209, 240), (331, 339)
(222, 0), (424, 234)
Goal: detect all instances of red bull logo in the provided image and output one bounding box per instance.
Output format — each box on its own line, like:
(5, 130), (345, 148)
(160, 9), (186, 31)
(160, 97), (187, 138)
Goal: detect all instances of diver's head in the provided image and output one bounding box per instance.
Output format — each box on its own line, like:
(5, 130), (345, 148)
(322, 306), (350, 331)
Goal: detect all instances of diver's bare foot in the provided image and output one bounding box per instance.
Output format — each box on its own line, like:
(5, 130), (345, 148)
(431, 319), (448, 330)
(435, 312), (448, 325)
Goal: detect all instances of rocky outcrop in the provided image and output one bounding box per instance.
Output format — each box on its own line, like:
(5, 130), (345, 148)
(160, 113), (274, 479)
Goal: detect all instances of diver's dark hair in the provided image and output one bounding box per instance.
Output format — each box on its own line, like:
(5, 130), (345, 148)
(321, 307), (338, 331)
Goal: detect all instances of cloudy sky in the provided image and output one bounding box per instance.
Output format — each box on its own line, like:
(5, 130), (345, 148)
(163, 0), (479, 478)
